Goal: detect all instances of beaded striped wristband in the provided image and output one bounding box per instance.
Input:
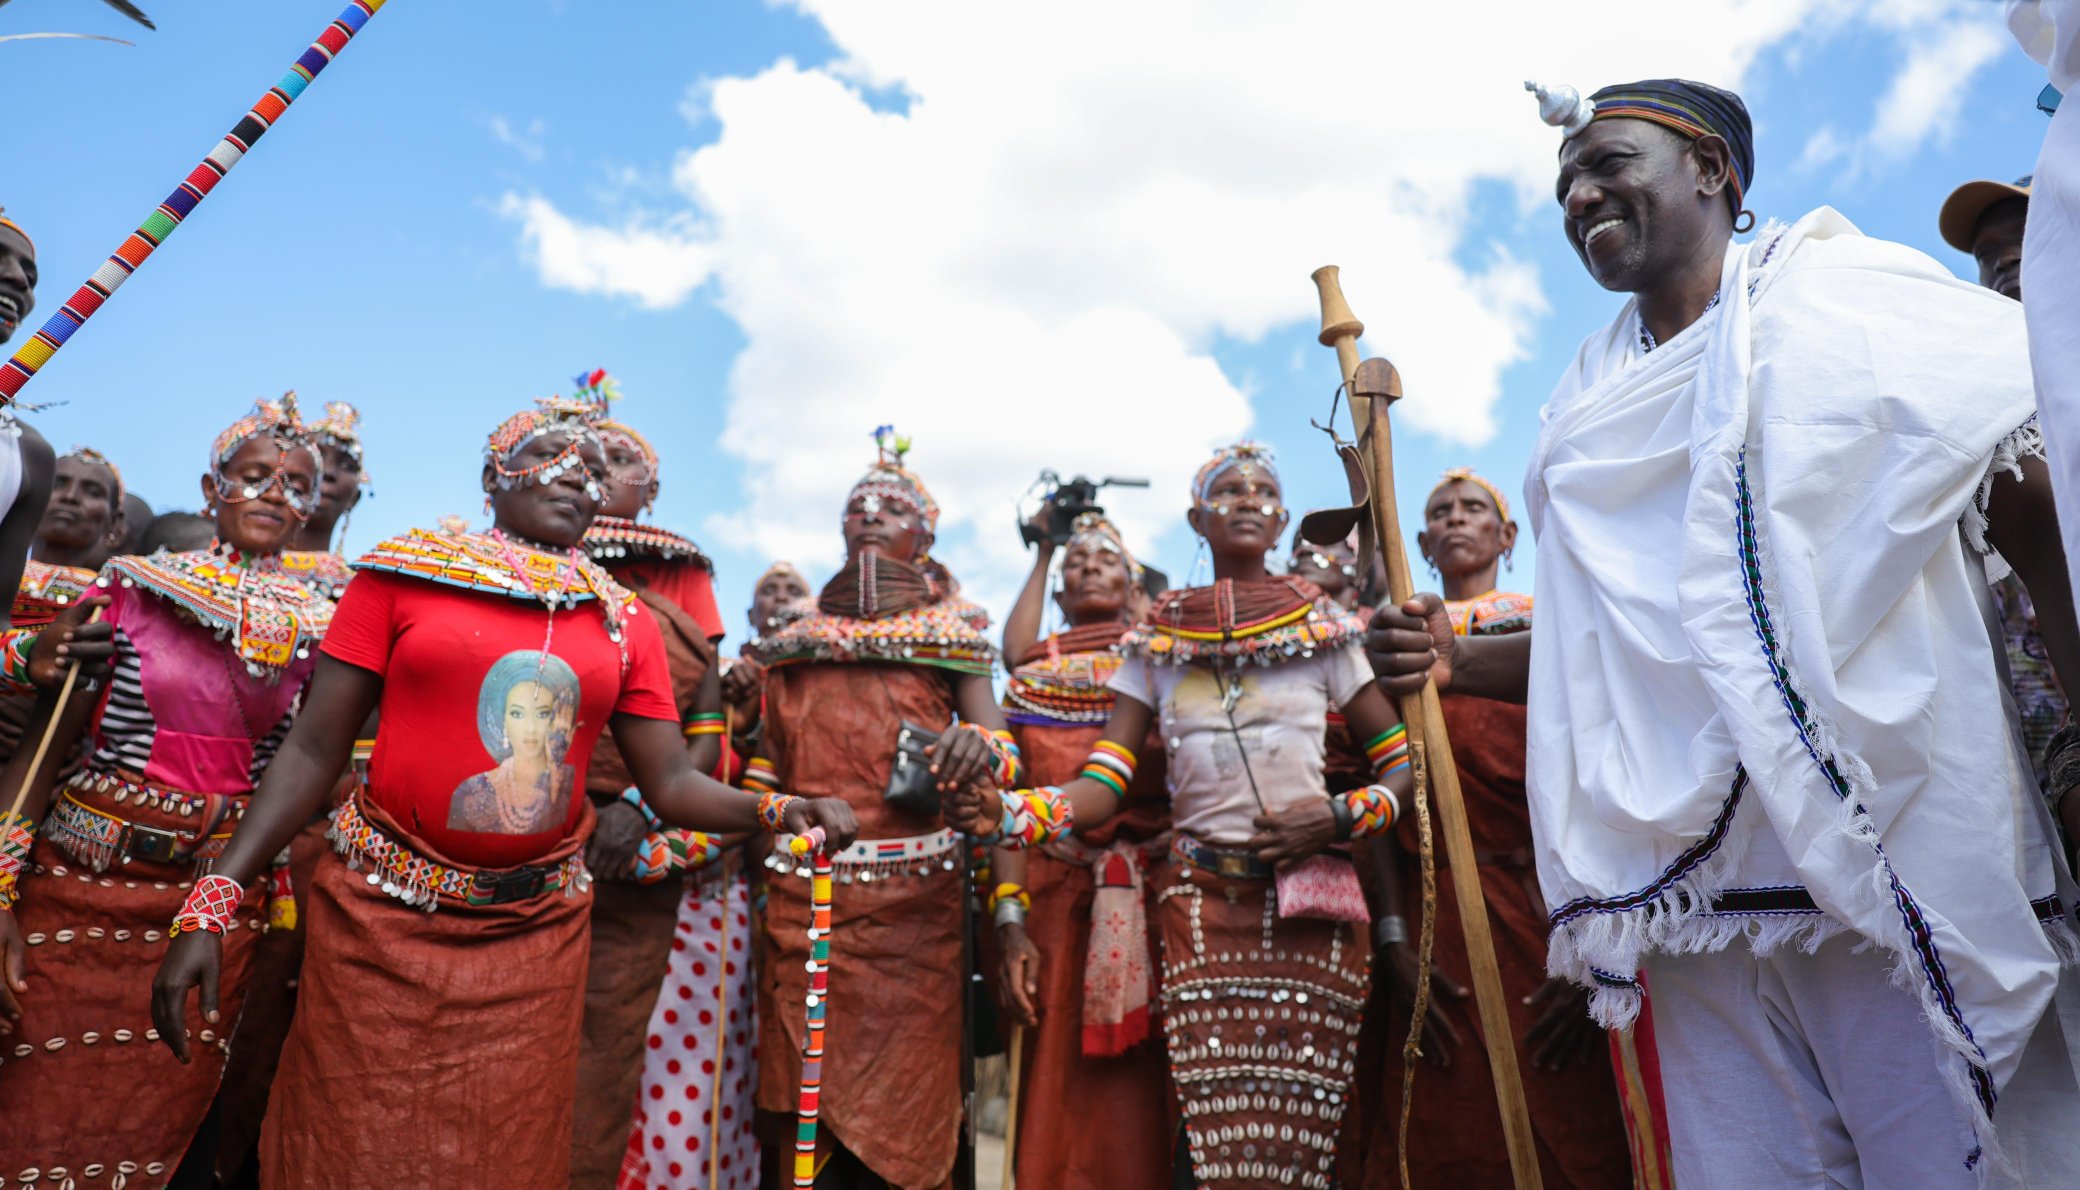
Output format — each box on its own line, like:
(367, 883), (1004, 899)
(991, 786), (1074, 849)
(1079, 740), (1136, 799)
(169, 873), (244, 937)
(1364, 725), (1410, 780)
(1339, 784), (1401, 838)
(741, 757), (781, 796)
(985, 881), (1031, 914)
(683, 711), (727, 740)
(0, 627), (36, 696)
(0, 817), (33, 911)
(619, 786), (664, 831)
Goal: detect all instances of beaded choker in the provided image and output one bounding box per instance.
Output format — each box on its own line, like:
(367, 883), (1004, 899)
(1121, 576), (1362, 667)
(756, 563), (995, 677)
(582, 516), (712, 568)
(99, 545), (334, 679)
(1004, 622), (1129, 725)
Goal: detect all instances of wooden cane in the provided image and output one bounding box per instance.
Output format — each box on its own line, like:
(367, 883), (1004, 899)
(1312, 266), (1543, 1190)
(1, 606), (105, 834)
(1000, 1023), (1025, 1189)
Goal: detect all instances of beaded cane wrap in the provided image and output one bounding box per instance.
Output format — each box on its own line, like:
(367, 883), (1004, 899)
(791, 830), (834, 1189)
(0, 2), (391, 403)
(169, 874), (245, 937)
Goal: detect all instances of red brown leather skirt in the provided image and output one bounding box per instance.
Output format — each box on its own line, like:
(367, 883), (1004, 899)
(258, 797), (595, 1189)
(0, 773), (265, 1187)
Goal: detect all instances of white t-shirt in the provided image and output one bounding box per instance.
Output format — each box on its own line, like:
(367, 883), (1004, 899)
(1108, 642), (1374, 846)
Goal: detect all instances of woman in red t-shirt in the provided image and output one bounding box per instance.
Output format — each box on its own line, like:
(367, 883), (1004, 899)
(152, 398), (854, 1190)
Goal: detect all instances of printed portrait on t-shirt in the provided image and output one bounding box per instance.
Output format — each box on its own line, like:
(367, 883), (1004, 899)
(449, 650), (581, 835)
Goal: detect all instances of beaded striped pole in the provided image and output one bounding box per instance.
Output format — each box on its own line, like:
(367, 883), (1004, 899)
(0, 0), (389, 403)
(791, 827), (831, 1189)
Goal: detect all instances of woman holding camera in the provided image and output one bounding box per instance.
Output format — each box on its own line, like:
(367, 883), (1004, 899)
(747, 429), (1014, 1190)
(993, 508), (1172, 1188)
(952, 442), (1412, 1190)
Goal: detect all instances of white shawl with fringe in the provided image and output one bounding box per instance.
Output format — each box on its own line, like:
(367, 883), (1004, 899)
(1524, 207), (2072, 1143)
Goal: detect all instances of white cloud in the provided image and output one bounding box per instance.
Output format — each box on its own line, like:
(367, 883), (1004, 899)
(496, 0), (2011, 608)
(1867, 19), (2008, 161)
(487, 114), (547, 164)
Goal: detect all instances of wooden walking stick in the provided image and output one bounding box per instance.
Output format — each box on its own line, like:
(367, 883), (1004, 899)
(711, 885), (730, 1190)
(1311, 266), (1542, 1190)
(1, 605), (105, 832)
(999, 1023), (1024, 1190)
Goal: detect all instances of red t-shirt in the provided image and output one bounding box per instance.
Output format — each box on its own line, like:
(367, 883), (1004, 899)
(321, 570), (678, 867)
(613, 557), (726, 643)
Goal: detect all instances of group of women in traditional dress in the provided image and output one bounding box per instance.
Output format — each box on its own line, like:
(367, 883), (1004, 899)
(0, 370), (1651, 1189)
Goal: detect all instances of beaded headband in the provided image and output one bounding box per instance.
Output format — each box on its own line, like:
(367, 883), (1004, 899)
(485, 396), (604, 493)
(1192, 441), (1280, 506)
(847, 425), (939, 530)
(1431, 467), (1512, 524)
(568, 367), (657, 487)
(62, 445), (124, 508)
(309, 399), (372, 492)
(212, 391), (317, 470)
(1064, 511), (1142, 579)
(757, 560), (807, 591)
(0, 208), (30, 254)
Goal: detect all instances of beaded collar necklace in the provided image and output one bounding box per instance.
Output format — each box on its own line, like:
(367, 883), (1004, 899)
(99, 541), (334, 680)
(1638, 289), (1721, 354)
(582, 516), (710, 568)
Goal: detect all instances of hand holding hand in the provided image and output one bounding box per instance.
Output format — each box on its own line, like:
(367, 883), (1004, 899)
(925, 729), (992, 794)
(585, 799), (649, 882)
(940, 782), (1000, 837)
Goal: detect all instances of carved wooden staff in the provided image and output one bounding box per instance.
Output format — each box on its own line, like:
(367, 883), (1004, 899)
(1312, 265), (1541, 1189)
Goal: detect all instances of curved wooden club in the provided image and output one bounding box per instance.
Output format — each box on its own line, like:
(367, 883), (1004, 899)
(1311, 266), (1543, 1190)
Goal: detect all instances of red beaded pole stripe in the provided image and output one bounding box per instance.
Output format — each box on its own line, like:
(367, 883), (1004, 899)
(0, 0), (390, 403)
(792, 827), (832, 1189)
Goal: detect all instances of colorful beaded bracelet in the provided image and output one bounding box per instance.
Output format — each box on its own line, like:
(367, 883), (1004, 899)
(1364, 725), (1410, 780)
(0, 817), (32, 911)
(990, 786), (1074, 849)
(756, 790), (800, 834)
(1079, 740), (1136, 799)
(1338, 784), (1400, 839)
(169, 873), (245, 937)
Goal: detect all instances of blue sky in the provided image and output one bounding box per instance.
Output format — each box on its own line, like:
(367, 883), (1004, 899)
(0, 0), (2057, 641)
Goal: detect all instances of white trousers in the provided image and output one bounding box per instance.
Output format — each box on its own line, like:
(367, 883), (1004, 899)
(1643, 933), (2080, 1189)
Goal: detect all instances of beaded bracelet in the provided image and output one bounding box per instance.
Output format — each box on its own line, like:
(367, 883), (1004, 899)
(741, 757), (781, 796)
(960, 723), (1023, 788)
(619, 786), (664, 830)
(0, 627), (37, 697)
(169, 873), (245, 937)
(1079, 740), (1136, 799)
(1365, 725), (1410, 781)
(683, 711), (727, 740)
(755, 790), (800, 834)
(985, 881), (1030, 914)
(989, 786), (1074, 849)
(0, 817), (34, 911)
(1339, 784), (1401, 839)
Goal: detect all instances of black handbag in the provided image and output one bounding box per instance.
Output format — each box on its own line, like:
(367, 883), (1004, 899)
(884, 720), (943, 816)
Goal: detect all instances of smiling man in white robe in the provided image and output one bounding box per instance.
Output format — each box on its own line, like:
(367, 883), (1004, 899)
(1370, 79), (2080, 1188)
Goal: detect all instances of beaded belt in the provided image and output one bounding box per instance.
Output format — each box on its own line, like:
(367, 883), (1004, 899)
(763, 827), (960, 885)
(45, 777), (241, 873)
(1171, 835), (1275, 882)
(329, 792), (590, 912)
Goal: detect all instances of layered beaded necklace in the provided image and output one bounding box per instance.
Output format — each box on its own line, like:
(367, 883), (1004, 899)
(1637, 289), (1721, 354)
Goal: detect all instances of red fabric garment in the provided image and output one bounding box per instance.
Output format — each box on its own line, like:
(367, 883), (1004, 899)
(616, 557), (726, 643)
(321, 570), (675, 867)
(1340, 691), (1635, 1188)
(1010, 715), (1172, 1190)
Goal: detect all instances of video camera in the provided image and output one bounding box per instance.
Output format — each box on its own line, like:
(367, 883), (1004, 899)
(1021, 471), (1149, 548)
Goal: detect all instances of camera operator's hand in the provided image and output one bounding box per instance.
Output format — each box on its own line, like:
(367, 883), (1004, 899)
(1023, 508), (1056, 555)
